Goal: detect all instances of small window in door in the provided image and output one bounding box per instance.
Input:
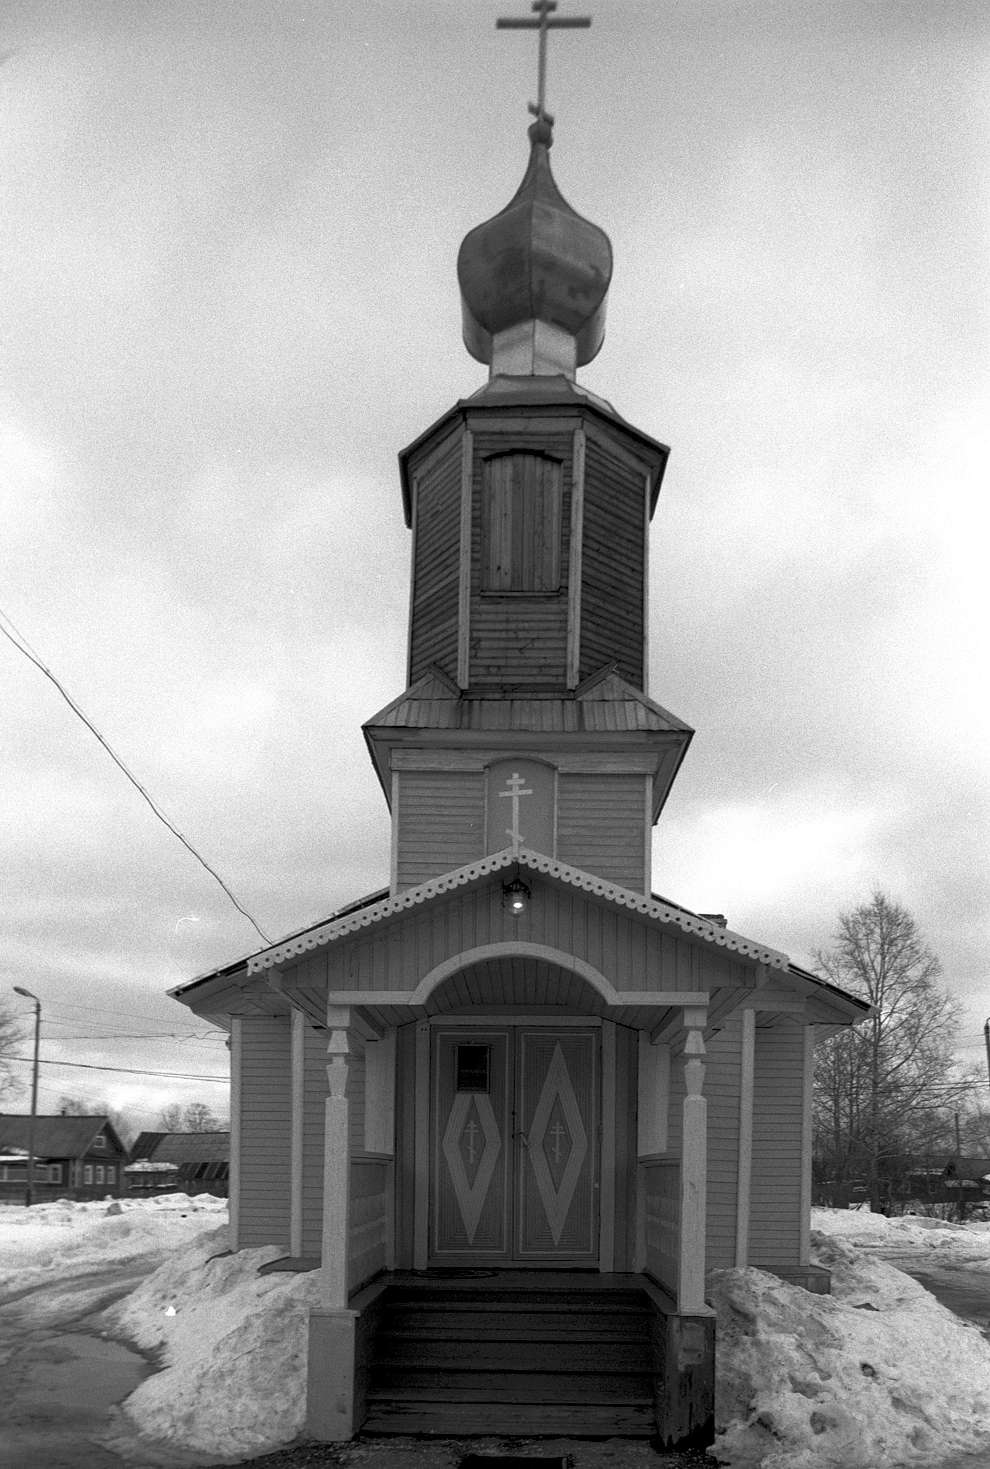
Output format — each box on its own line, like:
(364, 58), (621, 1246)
(455, 1044), (491, 1093)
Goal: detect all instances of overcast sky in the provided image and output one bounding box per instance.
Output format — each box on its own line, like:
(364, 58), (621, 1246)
(1, 0), (987, 1130)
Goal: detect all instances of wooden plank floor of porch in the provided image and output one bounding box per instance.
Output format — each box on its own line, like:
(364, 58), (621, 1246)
(355, 1271), (670, 1438)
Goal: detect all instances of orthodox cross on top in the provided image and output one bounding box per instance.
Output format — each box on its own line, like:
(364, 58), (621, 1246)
(496, 0), (592, 129)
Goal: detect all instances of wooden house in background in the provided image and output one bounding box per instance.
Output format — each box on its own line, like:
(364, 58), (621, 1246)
(0, 1114), (127, 1202)
(173, 37), (867, 1449)
(125, 1130), (230, 1198)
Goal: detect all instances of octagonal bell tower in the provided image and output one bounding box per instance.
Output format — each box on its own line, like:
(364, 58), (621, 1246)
(365, 61), (692, 899)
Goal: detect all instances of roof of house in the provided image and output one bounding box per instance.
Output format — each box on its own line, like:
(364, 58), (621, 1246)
(944, 1157), (990, 1182)
(0, 1114), (122, 1157)
(129, 1131), (230, 1166)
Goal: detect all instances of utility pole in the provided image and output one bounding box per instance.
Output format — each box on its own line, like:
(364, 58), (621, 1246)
(984, 1017), (990, 1090)
(13, 986), (41, 1207)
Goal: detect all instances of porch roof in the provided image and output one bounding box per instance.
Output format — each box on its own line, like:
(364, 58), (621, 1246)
(172, 853), (868, 1035)
(245, 847), (789, 975)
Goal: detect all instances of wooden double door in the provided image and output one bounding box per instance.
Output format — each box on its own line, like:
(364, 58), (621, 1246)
(431, 1026), (600, 1265)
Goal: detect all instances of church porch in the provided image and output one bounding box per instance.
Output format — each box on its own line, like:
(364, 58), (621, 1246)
(296, 935), (721, 1447)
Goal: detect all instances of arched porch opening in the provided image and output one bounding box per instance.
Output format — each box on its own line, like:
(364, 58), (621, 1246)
(397, 944), (630, 1276)
(415, 941), (615, 1015)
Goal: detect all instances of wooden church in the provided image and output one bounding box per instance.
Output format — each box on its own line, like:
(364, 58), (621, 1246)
(173, 7), (868, 1448)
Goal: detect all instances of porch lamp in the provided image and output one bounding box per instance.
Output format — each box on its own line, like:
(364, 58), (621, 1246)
(502, 873), (531, 916)
(12, 986), (41, 1208)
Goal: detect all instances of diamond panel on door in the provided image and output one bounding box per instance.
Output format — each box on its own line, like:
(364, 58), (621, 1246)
(432, 1031), (510, 1258)
(517, 1029), (598, 1260)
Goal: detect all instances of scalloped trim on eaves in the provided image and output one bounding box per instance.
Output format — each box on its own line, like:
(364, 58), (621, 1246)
(246, 847), (790, 975)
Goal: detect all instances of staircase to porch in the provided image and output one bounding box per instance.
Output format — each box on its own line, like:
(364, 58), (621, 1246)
(361, 1273), (658, 1437)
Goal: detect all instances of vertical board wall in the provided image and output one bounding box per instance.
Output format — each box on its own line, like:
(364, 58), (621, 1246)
(238, 1016), (292, 1249)
(748, 1019), (805, 1272)
(703, 1018), (743, 1270)
(301, 1022), (327, 1259)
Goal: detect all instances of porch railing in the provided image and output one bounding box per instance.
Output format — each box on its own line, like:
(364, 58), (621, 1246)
(640, 1156), (679, 1297)
(348, 1154), (393, 1294)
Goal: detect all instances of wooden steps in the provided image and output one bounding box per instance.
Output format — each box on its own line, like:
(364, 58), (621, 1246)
(361, 1280), (658, 1437)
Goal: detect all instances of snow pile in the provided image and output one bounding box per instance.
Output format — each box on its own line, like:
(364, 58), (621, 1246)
(710, 1226), (990, 1468)
(0, 1193), (226, 1292)
(104, 1230), (328, 1462)
(813, 1205), (990, 1263)
(5, 1197), (990, 1466)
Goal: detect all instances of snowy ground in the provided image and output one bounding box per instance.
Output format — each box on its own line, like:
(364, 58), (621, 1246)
(1, 1198), (989, 1468)
(0, 1193), (228, 1297)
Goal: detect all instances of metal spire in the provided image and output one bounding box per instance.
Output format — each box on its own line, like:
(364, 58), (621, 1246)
(496, 0), (591, 130)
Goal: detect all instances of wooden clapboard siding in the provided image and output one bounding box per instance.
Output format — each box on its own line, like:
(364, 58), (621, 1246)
(469, 430), (572, 688)
(703, 1018), (742, 1271)
(301, 1021), (327, 1258)
(409, 433), (462, 684)
(394, 770), (485, 889)
(349, 1157), (390, 1292)
(579, 437), (646, 688)
(556, 774), (648, 891)
(468, 605), (569, 687)
(237, 1016), (292, 1248)
(748, 1019), (805, 1272)
(641, 1158), (679, 1294)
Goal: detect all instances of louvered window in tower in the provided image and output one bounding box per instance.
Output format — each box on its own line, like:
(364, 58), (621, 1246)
(482, 452), (562, 592)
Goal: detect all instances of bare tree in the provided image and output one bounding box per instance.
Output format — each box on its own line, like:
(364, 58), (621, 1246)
(54, 1093), (139, 1148)
(0, 1003), (25, 1101)
(157, 1100), (226, 1132)
(813, 891), (969, 1212)
(55, 1093), (98, 1115)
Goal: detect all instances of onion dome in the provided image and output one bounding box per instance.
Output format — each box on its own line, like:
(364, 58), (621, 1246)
(457, 118), (612, 378)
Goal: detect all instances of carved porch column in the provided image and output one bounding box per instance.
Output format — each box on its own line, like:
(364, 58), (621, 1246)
(678, 1003), (708, 1313)
(321, 1005), (351, 1307)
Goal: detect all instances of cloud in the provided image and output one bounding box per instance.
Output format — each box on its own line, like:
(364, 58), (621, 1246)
(655, 783), (885, 919)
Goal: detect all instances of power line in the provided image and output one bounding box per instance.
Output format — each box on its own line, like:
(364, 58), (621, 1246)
(40, 1019), (226, 1041)
(0, 1052), (228, 1083)
(37, 999), (223, 1029)
(0, 604), (272, 946)
(43, 1034), (227, 1042)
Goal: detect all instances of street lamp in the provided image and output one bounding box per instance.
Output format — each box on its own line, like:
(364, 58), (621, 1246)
(984, 1017), (990, 1091)
(12, 986), (41, 1208)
